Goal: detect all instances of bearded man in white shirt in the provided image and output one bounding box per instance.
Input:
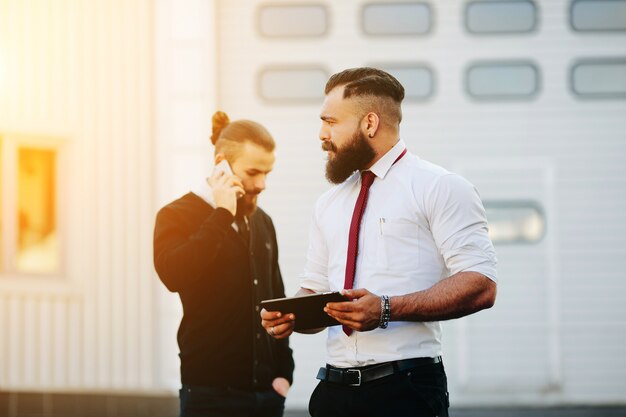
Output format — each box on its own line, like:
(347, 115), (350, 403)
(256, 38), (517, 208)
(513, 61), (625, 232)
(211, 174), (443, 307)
(261, 67), (498, 417)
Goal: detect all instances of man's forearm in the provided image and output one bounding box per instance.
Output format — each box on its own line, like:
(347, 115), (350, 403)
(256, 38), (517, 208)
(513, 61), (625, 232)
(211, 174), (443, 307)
(391, 271), (496, 322)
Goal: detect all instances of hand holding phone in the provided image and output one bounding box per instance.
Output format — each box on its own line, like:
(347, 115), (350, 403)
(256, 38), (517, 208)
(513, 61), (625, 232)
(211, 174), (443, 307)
(209, 160), (244, 215)
(213, 160), (244, 199)
(213, 160), (233, 177)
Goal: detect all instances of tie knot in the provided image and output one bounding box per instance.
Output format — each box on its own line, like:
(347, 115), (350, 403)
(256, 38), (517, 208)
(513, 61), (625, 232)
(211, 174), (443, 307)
(361, 170), (376, 188)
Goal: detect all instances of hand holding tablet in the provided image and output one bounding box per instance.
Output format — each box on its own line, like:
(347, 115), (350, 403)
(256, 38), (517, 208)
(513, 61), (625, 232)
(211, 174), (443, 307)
(260, 291), (349, 331)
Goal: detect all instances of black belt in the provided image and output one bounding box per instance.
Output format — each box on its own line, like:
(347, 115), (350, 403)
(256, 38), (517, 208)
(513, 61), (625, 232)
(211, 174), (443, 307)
(316, 356), (442, 387)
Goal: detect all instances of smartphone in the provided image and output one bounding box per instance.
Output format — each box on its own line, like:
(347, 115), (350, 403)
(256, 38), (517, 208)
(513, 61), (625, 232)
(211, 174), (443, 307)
(212, 160), (243, 198)
(213, 160), (233, 176)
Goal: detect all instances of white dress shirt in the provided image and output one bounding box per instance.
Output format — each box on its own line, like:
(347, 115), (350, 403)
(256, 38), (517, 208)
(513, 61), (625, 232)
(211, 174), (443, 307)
(300, 139), (497, 368)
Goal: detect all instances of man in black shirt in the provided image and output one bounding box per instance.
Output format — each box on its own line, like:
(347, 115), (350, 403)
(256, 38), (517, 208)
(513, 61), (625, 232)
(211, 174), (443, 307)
(154, 111), (294, 417)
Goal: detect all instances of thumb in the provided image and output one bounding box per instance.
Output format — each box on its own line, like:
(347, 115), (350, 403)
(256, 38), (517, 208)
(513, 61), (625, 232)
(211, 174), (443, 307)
(342, 288), (369, 299)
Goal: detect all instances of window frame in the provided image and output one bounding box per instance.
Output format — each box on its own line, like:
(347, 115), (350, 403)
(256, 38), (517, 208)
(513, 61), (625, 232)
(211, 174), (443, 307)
(0, 133), (68, 280)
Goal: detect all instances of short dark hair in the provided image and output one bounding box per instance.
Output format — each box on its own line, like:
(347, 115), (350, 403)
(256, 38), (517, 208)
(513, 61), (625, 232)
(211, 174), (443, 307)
(325, 67), (405, 125)
(324, 67), (405, 103)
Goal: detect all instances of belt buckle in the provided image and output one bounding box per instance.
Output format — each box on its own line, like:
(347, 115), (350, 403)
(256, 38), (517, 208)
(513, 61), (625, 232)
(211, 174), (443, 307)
(346, 369), (362, 386)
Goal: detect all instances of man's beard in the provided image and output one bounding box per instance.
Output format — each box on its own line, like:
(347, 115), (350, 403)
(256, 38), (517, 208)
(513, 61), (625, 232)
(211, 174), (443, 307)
(324, 130), (376, 184)
(236, 192), (259, 218)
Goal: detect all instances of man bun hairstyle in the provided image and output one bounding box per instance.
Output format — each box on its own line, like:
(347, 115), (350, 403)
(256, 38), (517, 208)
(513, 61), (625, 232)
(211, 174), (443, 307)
(211, 111), (231, 145)
(324, 67), (405, 124)
(210, 110), (275, 160)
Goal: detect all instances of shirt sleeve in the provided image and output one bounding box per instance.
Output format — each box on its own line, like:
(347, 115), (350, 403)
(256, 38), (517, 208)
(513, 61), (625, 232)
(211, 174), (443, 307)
(425, 174), (498, 282)
(299, 203), (331, 292)
(153, 205), (235, 292)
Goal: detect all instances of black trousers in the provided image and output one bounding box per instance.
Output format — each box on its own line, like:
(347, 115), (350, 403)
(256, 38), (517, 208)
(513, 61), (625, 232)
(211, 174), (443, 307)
(179, 384), (285, 417)
(309, 361), (449, 417)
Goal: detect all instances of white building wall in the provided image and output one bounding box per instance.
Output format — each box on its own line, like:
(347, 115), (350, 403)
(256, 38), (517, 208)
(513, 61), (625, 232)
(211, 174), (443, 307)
(1, 0), (624, 410)
(0, 0), (156, 391)
(209, 0), (626, 409)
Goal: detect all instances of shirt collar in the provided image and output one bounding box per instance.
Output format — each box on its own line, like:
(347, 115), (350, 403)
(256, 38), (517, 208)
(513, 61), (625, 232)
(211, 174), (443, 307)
(367, 139), (407, 180)
(191, 177), (216, 208)
(191, 178), (246, 231)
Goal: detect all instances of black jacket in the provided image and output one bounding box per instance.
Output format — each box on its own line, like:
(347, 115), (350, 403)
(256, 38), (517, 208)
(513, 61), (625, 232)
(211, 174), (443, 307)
(153, 192), (294, 389)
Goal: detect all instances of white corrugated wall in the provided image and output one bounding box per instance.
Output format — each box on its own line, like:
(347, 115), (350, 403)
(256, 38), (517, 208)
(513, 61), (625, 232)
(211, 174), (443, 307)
(210, 0), (626, 408)
(0, 0), (156, 391)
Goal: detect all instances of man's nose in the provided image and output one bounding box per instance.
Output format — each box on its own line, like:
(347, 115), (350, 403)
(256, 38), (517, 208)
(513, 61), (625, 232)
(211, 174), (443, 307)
(319, 125), (330, 141)
(254, 176), (266, 192)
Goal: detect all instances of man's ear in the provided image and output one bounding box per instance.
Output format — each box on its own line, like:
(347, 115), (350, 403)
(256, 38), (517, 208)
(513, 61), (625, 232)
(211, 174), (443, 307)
(362, 112), (380, 139)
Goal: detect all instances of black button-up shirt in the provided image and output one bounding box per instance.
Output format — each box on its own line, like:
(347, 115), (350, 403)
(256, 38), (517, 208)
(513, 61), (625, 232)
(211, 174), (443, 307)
(154, 193), (294, 389)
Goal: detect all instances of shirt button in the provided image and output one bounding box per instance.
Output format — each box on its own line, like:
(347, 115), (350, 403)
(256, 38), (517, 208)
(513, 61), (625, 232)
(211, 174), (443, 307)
(253, 279), (258, 285)
(253, 378), (258, 384)
(257, 333), (261, 339)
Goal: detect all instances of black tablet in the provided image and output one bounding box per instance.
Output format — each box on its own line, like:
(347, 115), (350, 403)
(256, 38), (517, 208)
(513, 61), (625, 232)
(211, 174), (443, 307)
(260, 291), (349, 331)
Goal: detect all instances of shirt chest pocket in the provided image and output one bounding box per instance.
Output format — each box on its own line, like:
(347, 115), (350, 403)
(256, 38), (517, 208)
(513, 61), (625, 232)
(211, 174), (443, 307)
(376, 219), (420, 272)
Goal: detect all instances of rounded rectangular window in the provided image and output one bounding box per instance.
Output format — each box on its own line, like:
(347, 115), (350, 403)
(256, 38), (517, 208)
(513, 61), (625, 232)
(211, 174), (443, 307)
(373, 65), (434, 100)
(484, 201), (545, 244)
(570, 0), (626, 32)
(466, 62), (540, 100)
(362, 2), (432, 36)
(465, 0), (537, 34)
(258, 67), (328, 103)
(571, 60), (626, 98)
(258, 4), (328, 38)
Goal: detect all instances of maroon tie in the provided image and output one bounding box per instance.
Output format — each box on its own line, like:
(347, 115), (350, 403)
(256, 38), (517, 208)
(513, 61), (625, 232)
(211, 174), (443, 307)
(343, 170), (376, 335)
(342, 149), (407, 335)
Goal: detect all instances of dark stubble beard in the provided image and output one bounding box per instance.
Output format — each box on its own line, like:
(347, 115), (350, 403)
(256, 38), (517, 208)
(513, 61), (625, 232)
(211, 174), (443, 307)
(324, 130), (376, 184)
(236, 193), (258, 219)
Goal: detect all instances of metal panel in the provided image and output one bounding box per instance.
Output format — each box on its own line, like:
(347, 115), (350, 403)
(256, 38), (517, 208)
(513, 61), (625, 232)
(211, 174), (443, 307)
(452, 160), (558, 394)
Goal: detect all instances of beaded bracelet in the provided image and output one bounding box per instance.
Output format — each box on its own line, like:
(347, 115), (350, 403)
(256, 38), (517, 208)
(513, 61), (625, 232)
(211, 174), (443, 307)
(379, 295), (390, 329)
